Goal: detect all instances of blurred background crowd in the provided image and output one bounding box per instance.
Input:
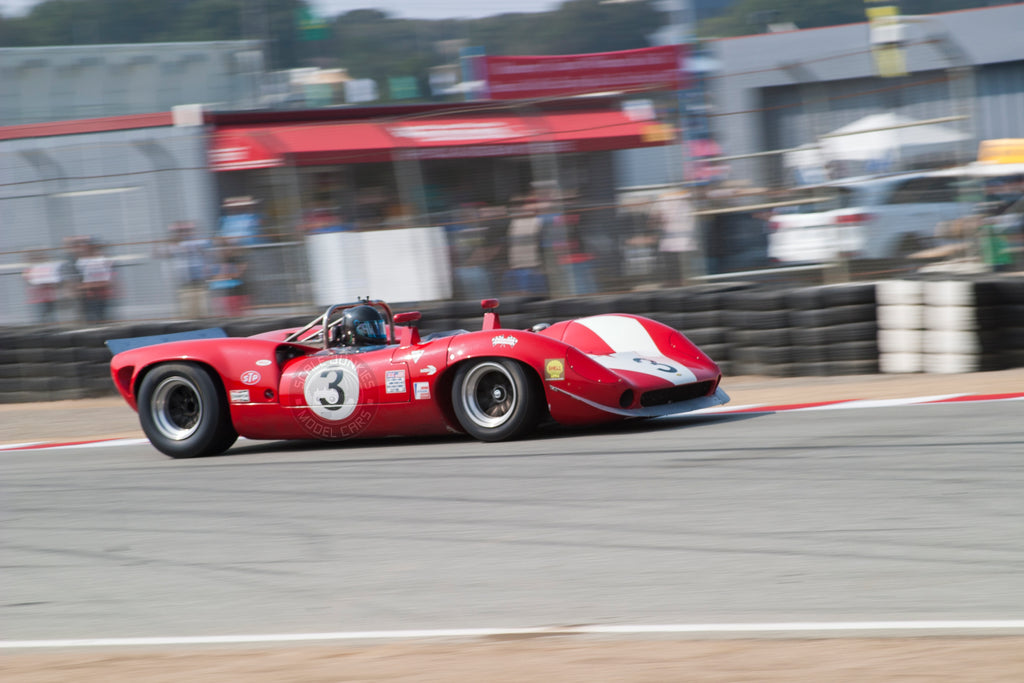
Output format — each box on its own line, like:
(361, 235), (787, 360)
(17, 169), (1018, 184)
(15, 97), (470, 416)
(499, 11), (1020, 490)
(3, 0), (1024, 326)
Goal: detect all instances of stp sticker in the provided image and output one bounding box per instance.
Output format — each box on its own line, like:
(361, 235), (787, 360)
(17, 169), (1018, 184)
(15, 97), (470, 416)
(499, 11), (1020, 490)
(414, 381), (430, 400)
(544, 358), (565, 380)
(241, 370), (261, 385)
(385, 369), (407, 394)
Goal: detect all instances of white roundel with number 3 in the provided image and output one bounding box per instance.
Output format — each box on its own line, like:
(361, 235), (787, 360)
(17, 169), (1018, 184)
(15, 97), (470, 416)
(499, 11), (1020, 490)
(303, 357), (361, 421)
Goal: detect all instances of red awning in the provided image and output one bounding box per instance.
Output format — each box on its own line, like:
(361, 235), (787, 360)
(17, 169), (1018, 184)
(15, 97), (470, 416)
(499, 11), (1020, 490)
(208, 111), (674, 170)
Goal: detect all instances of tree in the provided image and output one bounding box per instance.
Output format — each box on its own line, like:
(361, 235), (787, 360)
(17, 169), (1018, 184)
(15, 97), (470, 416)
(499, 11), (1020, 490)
(698, 0), (1003, 38)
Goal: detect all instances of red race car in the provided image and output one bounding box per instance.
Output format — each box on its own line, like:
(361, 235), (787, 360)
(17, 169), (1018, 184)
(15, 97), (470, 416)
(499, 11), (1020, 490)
(107, 299), (729, 458)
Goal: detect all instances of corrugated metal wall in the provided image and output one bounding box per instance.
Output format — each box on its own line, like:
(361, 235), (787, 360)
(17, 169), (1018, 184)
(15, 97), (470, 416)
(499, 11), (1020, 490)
(0, 127), (216, 324)
(975, 61), (1024, 141)
(711, 4), (1024, 187)
(0, 41), (263, 125)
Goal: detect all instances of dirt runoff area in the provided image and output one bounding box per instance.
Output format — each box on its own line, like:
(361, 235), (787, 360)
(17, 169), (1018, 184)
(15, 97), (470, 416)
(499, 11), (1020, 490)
(3, 369), (1024, 682)
(2, 636), (1022, 682)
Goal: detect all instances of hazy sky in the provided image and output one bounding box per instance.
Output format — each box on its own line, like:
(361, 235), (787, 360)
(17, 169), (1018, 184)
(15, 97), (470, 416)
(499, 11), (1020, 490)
(0, 0), (567, 20)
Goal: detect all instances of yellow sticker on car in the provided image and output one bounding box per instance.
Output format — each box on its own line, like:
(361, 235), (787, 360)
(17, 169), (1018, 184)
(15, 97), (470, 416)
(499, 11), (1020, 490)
(544, 358), (565, 381)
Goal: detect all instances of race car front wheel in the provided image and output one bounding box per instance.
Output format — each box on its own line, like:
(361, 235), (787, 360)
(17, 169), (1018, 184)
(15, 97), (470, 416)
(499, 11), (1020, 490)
(137, 363), (238, 458)
(452, 359), (541, 441)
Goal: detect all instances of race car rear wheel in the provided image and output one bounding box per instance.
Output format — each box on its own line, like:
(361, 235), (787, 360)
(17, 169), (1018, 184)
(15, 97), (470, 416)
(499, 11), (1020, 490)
(452, 359), (540, 441)
(138, 363), (238, 458)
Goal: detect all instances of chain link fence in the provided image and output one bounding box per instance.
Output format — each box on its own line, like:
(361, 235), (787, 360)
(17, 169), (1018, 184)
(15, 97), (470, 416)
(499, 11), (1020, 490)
(3, 59), (1021, 328)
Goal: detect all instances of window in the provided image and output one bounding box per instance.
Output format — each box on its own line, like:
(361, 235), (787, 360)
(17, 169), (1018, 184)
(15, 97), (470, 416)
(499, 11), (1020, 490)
(887, 177), (960, 204)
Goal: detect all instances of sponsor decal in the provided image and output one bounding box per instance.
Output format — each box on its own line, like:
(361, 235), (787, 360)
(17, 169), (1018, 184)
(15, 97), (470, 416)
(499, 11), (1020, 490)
(387, 121), (530, 144)
(483, 45), (687, 100)
(414, 381), (430, 400)
(544, 358), (565, 381)
(256, 359), (272, 366)
(421, 364), (437, 376)
(230, 389), (250, 403)
(241, 370), (261, 385)
(287, 357), (378, 439)
(492, 334), (518, 348)
(209, 146), (248, 165)
(385, 369), (407, 394)
(410, 349), (425, 363)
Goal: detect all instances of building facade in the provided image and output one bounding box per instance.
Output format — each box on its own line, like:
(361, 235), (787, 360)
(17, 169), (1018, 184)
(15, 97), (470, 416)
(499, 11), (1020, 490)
(707, 4), (1024, 186)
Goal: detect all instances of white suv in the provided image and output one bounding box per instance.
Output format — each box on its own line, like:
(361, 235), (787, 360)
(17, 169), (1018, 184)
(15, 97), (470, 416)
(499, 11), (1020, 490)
(768, 172), (975, 263)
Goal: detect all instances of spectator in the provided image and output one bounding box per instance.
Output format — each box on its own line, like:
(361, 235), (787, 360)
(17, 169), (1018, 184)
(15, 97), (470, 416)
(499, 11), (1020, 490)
(448, 203), (504, 299)
(654, 190), (701, 286)
(208, 241), (249, 317)
(76, 238), (115, 323)
(503, 197), (547, 296)
(22, 250), (63, 323)
(554, 210), (597, 296)
(218, 196), (265, 245)
(620, 205), (660, 288)
(60, 235), (89, 322)
(299, 204), (354, 234)
(160, 220), (213, 318)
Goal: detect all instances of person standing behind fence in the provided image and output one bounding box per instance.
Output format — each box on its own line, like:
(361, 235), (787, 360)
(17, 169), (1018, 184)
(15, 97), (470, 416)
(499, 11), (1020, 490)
(449, 203), (505, 299)
(60, 235), (88, 322)
(208, 240), (249, 317)
(22, 250), (63, 323)
(161, 220), (212, 318)
(503, 197), (547, 296)
(654, 190), (700, 286)
(218, 196), (265, 245)
(76, 238), (115, 323)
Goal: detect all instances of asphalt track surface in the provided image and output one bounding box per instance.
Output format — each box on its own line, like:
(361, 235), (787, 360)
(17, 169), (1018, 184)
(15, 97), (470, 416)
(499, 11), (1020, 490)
(4, 395), (1024, 646)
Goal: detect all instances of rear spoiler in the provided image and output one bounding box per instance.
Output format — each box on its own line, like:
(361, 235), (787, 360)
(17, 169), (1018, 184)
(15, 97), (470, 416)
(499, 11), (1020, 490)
(105, 328), (228, 356)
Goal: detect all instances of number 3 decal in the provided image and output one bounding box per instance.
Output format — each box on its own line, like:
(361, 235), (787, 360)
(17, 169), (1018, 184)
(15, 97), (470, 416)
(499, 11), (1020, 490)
(317, 370), (346, 410)
(304, 357), (361, 420)
(633, 357), (677, 373)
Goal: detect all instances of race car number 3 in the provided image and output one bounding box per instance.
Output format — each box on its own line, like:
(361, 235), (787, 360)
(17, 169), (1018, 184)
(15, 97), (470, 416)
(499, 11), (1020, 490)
(303, 357), (361, 420)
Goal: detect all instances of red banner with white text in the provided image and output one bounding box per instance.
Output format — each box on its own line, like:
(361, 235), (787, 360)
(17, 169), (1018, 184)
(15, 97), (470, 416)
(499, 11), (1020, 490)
(482, 45), (688, 100)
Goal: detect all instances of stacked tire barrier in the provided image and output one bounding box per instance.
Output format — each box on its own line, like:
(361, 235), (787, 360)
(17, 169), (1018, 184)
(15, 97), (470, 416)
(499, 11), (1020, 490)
(0, 326), (132, 405)
(878, 278), (1024, 374)
(0, 315), (315, 405)
(721, 283), (879, 378)
(877, 280), (926, 374)
(1, 278), (1021, 404)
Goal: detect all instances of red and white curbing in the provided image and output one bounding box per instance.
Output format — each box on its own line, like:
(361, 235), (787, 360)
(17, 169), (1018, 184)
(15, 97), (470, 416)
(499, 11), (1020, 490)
(698, 391), (1024, 415)
(2, 392), (1023, 452)
(0, 437), (148, 452)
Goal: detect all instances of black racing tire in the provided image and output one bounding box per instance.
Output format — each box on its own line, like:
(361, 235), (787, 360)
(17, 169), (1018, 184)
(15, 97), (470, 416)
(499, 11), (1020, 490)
(451, 359), (541, 442)
(137, 363), (237, 458)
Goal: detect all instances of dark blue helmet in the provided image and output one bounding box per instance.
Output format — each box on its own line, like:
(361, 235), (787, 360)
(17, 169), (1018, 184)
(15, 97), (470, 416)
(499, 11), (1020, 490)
(338, 305), (387, 346)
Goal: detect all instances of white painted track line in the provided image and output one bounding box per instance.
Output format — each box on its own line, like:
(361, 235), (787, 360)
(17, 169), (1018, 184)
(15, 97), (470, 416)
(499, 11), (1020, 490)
(4, 393), (1024, 451)
(5, 621), (1024, 649)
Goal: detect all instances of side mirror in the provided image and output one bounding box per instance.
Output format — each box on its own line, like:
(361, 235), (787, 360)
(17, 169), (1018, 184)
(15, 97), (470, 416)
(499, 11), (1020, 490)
(481, 298), (499, 311)
(394, 311), (421, 325)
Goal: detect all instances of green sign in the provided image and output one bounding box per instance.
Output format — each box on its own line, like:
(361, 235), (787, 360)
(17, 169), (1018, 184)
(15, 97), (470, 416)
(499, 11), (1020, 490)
(388, 76), (420, 100)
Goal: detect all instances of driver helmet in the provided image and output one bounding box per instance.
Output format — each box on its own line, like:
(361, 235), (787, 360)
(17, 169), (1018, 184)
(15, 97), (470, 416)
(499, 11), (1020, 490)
(338, 305), (388, 346)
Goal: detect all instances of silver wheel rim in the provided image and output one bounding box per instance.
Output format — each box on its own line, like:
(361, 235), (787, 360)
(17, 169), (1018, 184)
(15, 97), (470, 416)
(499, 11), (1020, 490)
(150, 376), (204, 441)
(460, 362), (516, 429)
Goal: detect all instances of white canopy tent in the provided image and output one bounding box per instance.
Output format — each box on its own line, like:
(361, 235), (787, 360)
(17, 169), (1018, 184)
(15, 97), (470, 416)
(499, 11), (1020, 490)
(819, 112), (969, 164)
